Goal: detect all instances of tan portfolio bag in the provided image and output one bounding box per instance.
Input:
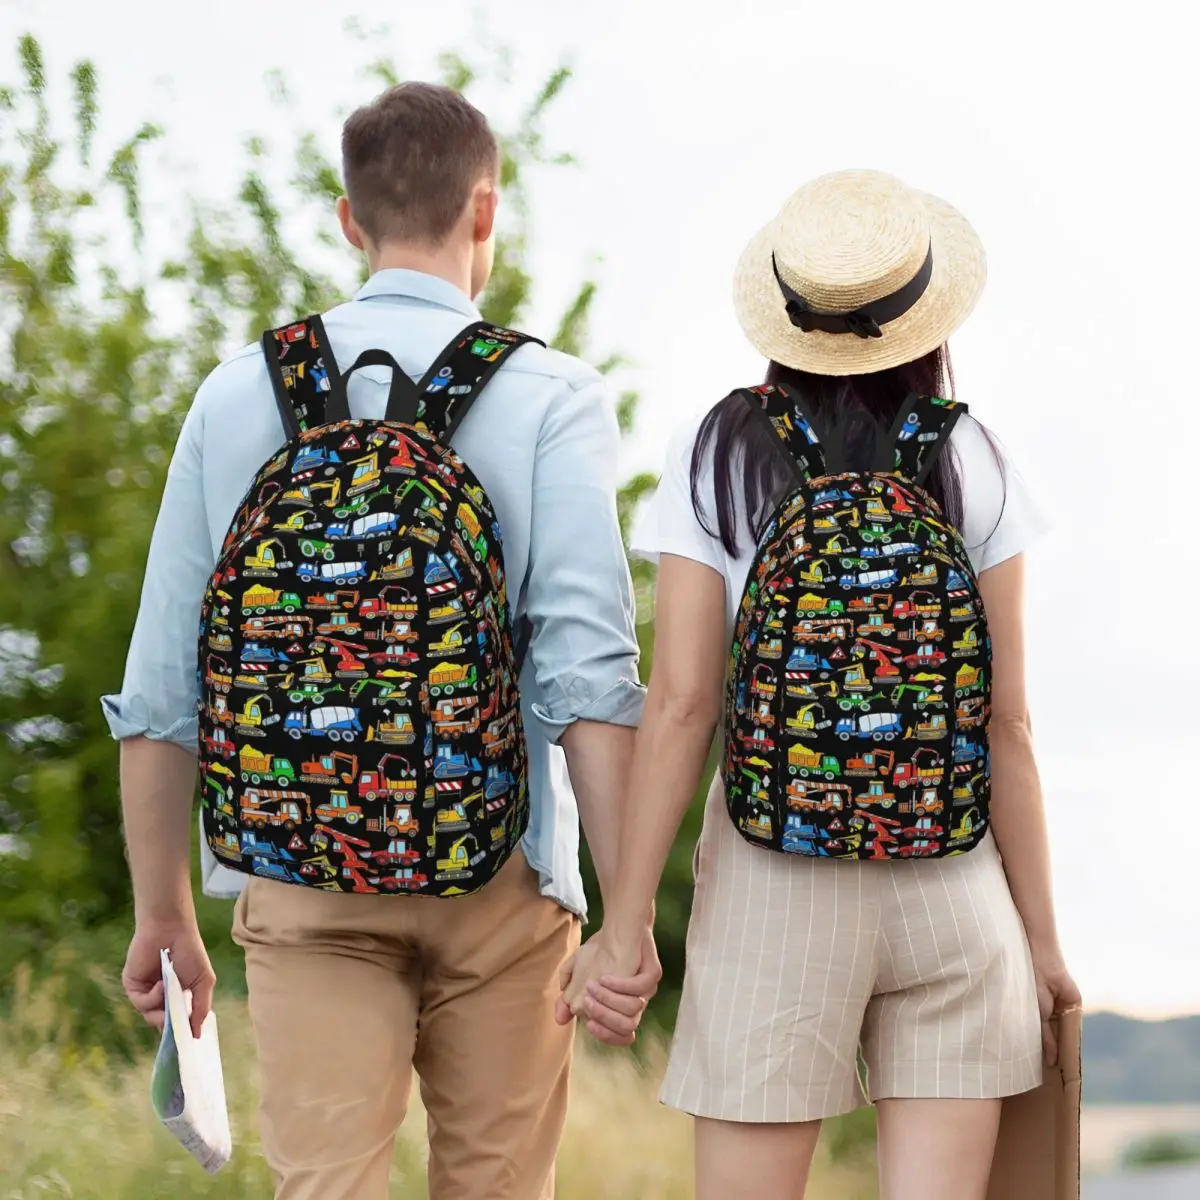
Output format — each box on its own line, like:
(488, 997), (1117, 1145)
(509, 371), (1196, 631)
(987, 1007), (1082, 1200)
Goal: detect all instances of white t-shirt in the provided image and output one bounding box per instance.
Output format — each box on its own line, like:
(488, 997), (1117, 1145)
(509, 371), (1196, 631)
(631, 408), (1048, 625)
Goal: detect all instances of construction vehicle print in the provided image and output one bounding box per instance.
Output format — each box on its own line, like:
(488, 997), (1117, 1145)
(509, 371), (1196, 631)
(315, 611), (363, 639)
(484, 766), (515, 802)
(956, 696), (987, 728)
(296, 560), (368, 586)
(348, 676), (414, 706)
(786, 675), (839, 701)
(312, 637), (369, 677)
(897, 617), (945, 643)
(235, 693), (280, 737)
(273, 508), (321, 534)
(428, 661), (477, 697)
(208, 694), (235, 726)
(435, 802), (470, 834)
(855, 777), (897, 809)
(795, 592), (845, 616)
(949, 597), (977, 623)
(750, 664), (778, 701)
(428, 623), (469, 659)
(382, 431), (424, 475)
(377, 547), (414, 580)
(793, 617), (853, 643)
(204, 764), (237, 822)
(363, 617), (418, 645)
(312, 790), (364, 826)
(283, 705), (362, 742)
(235, 662), (291, 688)
(952, 771), (985, 804)
(788, 744), (842, 780)
(364, 797), (419, 838)
(742, 726), (775, 754)
(912, 713), (948, 740)
(740, 812), (774, 840)
(798, 558), (831, 586)
(305, 588), (360, 612)
(856, 611), (896, 639)
(433, 744), (482, 781)
(368, 712), (416, 745)
(436, 834), (487, 882)
(455, 503), (489, 561)
(433, 696), (481, 738)
(901, 787), (944, 817)
(209, 830), (241, 861)
(953, 735), (984, 765)
(240, 788), (309, 830)
(207, 629), (233, 653)
(852, 639), (904, 681)
(367, 643), (419, 670)
(785, 646), (833, 678)
(243, 538), (294, 577)
(952, 623), (980, 657)
(239, 747), (297, 786)
(860, 540), (921, 562)
(892, 590), (941, 621)
(949, 806), (982, 843)
(308, 825), (374, 892)
(204, 657), (233, 694)
(903, 816), (945, 840)
(955, 663), (983, 697)
(836, 711), (903, 742)
(782, 815), (822, 854)
(355, 758), (417, 806)
(786, 702), (831, 737)
(429, 596), (466, 626)
(787, 780), (852, 813)
(904, 562), (939, 587)
(345, 453), (381, 497)
(370, 838), (421, 868)
(893, 747), (945, 788)
(889, 680), (946, 709)
(240, 613), (314, 642)
(242, 584), (302, 615)
(846, 748), (894, 777)
(300, 750), (358, 786)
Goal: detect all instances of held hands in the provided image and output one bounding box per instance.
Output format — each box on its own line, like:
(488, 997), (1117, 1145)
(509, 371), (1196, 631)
(122, 920), (215, 1041)
(555, 926), (662, 1047)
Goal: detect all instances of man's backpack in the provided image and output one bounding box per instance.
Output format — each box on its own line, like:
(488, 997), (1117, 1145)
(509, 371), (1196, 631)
(196, 317), (541, 896)
(723, 384), (991, 861)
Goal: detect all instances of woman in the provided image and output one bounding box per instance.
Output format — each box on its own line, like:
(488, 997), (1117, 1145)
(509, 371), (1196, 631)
(562, 170), (1080, 1200)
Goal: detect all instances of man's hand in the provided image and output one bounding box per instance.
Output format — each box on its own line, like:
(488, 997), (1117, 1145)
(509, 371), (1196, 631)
(555, 926), (661, 1047)
(123, 921), (215, 1040)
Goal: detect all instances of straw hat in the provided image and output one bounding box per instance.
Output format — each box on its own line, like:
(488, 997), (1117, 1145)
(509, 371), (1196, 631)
(732, 169), (986, 376)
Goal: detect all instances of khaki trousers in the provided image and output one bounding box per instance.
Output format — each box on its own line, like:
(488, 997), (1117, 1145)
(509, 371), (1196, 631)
(232, 850), (580, 1200)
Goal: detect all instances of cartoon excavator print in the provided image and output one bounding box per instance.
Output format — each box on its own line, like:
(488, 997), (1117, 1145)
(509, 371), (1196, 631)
(436, 832), (487, 884)
(309, 824), (374, 892)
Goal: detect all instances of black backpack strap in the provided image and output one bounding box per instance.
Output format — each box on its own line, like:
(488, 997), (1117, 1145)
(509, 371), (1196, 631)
(261, 316), (350, 438)
(408, 322), (544, 443)
(737, 382), (835, 482)
(877, 393), (967, 486)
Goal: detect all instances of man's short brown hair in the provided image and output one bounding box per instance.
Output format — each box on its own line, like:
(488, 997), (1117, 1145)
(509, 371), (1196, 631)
(341, 82), (499, 247)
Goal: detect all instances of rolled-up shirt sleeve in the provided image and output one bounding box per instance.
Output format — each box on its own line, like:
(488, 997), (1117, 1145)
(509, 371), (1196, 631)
(523, 374), (646, 741)
(101, 396), (215, 752)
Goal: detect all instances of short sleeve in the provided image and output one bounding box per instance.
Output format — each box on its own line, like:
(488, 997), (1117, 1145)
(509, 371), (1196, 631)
(630, 419), (724, 573)
(953, 415), (1050, 575)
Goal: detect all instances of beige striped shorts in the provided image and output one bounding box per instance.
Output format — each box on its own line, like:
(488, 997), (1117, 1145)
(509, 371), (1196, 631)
(661, 780), (1043, 1123)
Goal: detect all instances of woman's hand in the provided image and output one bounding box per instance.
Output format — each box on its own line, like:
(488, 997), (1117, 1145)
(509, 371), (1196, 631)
(555, 927), (660, 1046)
(1031, 946), (1081, 1066)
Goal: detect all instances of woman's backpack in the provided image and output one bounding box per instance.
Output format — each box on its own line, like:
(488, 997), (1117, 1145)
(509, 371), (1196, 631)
(723, 383), (991, 861)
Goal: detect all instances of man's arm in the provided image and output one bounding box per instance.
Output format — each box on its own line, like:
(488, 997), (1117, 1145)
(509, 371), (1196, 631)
(522, 372), (646, 911)
(104, 399), (217, 1037)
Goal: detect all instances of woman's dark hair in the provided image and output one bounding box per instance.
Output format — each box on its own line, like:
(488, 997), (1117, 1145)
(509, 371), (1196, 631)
(690, 345), (1004, 556)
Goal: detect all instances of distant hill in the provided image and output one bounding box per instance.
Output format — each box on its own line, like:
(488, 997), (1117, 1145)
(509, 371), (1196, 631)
(1085, 1013), (1200, 1104)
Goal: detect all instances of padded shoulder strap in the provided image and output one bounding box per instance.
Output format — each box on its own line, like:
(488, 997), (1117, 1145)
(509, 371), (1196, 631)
(737, 382), (833, 482)
(261, 316), (350, 438)
(878, 393), (967, 486)
(413, 322), (544, 443)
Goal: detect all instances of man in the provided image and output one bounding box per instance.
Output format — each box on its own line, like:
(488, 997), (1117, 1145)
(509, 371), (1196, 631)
(105, 82), (659, 1200)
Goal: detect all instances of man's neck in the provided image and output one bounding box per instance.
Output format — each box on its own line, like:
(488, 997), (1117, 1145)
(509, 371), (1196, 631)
(367, 242), (473, 301)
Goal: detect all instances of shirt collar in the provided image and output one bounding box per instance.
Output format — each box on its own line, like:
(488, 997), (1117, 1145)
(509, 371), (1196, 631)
(353, 268), (481, 320)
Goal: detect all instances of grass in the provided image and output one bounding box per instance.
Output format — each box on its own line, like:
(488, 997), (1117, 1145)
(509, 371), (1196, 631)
(0, 964), (878, 1199)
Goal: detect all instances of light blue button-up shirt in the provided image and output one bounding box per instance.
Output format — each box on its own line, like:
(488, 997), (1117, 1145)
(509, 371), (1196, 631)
(101, 269), (645, 918)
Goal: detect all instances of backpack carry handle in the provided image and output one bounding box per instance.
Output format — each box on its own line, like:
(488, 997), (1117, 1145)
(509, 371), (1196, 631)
(342, 348), (422, 426)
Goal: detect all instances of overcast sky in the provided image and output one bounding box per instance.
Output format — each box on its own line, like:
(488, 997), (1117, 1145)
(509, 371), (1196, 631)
(3, 0), (1197, 1018)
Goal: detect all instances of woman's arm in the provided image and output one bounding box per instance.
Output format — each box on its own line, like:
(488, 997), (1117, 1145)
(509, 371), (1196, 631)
(978, 553), (1081, 1060)
(560, 553), (728, 1011)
